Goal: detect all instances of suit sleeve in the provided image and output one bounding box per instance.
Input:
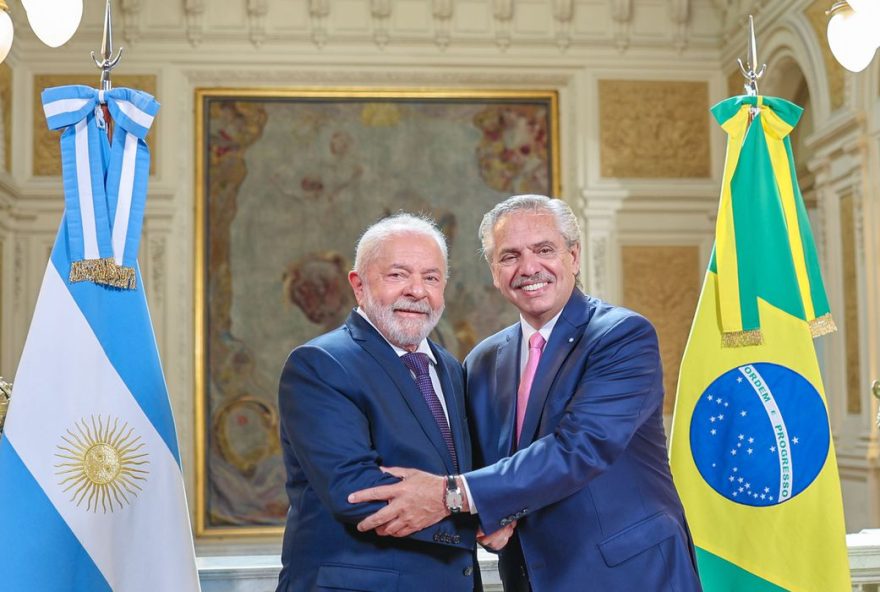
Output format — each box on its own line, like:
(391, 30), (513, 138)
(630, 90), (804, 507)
(280, 344), (474, 548)
(463, 315), (663, 533)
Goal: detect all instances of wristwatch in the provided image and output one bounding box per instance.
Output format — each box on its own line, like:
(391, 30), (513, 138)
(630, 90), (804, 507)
(445, 475), (463, 514)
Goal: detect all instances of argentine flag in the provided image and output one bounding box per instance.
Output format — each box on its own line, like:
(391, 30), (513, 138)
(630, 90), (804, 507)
(0, 86), (200, 591)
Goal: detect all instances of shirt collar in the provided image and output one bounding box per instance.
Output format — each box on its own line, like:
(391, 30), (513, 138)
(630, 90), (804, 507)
(356, 307), (437, 363)
(519, 308), (563, 347)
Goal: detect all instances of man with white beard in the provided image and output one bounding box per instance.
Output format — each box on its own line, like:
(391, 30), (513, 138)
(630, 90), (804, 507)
(275, 213), (480, 592)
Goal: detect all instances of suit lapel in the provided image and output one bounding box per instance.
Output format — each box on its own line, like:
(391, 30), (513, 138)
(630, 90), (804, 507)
(347, 312), (455, 473)
(494, 326), (520, 456)
(518, 290), (593, 447)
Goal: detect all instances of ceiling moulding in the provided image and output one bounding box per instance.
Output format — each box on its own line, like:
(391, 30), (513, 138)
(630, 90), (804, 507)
(493, 0), (514, 51)
(610, 0), (633, 51)
(370, 0), (392, 50)
(184, 0), (205, 47)
(248, 0), (269, 48)
(669, 0), (691, 52)
(553, 0), (574, 51)
(432, 0), (454, 50)
(309, 0), (330, 49)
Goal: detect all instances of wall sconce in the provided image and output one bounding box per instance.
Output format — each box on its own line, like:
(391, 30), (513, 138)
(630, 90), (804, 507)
(827, 0), (880, 72)
(0, 0), (83, 63)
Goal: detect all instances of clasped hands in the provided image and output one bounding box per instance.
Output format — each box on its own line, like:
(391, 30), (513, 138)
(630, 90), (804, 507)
(347, 466), (515, 551)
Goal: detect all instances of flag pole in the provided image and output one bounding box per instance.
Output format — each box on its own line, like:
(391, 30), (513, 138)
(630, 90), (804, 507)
(91, 0), (122, 139)
(736, 15), (766, 120)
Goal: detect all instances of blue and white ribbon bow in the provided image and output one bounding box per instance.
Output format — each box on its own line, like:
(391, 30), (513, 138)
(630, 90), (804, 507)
(42, 85), (159, 289)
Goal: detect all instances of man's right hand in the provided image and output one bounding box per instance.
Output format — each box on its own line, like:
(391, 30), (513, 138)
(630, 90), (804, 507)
(477, 521), (516, 552)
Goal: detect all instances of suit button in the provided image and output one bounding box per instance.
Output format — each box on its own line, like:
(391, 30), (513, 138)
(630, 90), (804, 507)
(433, 533), (440, 542)
(500, 518), (510, 527)
(453, 535), (461, 544)
(463, 566), (473, 576)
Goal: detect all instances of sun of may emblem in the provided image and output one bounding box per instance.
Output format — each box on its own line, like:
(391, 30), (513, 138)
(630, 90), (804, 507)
(54, 415), (150, 512)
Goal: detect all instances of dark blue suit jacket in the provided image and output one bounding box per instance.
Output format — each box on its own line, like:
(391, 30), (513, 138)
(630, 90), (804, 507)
(277, 311), (479, 592)
(464, 290), (701, 592)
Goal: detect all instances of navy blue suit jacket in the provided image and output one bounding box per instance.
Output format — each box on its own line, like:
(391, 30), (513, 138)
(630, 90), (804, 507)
(277, 311), (479, 592)
(464, 290), (701, 592)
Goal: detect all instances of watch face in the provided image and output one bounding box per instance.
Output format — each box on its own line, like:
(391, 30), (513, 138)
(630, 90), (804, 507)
(446, 490), (463, 511)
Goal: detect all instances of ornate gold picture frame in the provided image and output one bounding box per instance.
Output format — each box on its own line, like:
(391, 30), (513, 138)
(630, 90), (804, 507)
(194, 88), (560, 536)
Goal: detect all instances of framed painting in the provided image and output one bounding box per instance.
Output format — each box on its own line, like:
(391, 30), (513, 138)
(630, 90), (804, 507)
(194, 88), (560, 536)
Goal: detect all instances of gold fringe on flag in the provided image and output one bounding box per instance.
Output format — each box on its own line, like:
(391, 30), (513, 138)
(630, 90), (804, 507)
(69, 257), (118, 285)
(69, 259), (137, 290)
(102, 265), (136, 290)
(721, 329), (763, 348)
(810, 313), (837, 338)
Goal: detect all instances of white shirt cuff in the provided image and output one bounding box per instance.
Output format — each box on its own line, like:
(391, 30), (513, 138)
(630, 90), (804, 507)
(459, 475), (478, 514)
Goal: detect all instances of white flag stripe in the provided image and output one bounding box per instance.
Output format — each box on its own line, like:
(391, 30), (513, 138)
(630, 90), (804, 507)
(112, 134), (138, 265)
(43, 97), (90, 119)
(5, 264), (200, 592)
(116, 99), (155, 129)
(74, 120), (99, 260)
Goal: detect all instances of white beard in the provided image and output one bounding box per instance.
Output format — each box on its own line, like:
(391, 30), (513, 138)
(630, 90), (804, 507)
(361, 289), (443, 349)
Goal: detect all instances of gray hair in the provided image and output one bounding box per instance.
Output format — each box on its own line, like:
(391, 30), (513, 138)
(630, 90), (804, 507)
(354, 212), (448, 275)
(479, 194), (581, 261)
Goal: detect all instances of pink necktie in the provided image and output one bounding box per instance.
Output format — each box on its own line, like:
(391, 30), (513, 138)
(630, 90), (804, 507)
(516, 332), (546, 445)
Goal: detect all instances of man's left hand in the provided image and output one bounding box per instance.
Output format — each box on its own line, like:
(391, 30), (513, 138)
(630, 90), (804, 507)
(348, 467), (449, 537)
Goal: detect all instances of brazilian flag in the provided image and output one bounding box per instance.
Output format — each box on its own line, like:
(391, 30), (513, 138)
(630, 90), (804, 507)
(669, 95), (851, 591)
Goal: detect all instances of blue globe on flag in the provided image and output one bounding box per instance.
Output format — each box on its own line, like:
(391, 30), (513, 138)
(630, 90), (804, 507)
(689, 362), (830, 507)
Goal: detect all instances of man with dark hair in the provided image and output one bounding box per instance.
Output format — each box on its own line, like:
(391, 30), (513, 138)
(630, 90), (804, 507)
(350, 196), (701, 592)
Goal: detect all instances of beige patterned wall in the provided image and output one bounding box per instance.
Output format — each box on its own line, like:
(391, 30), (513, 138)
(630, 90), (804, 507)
(598, 80), (711, 179)
(622, 245), (701, 414)
(840, 192), (862, 414)
(33, 74), (157, 176)
(0, 63), (11, 172)
(805, 0), (845, 110)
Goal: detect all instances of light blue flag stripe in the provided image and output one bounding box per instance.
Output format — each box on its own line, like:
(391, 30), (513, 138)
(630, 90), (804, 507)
(58, 128), (87, 262)
(42, 85), (95, 128)
(0, 439), (112, 592)
(48, 86), (114, 263)
(104, 99), (154, 268)
(106, 89), (159, 140)
(49, 221), (182, 463)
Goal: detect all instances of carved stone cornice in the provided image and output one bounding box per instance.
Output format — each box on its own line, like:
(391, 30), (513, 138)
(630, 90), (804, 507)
(181, 67), (572, 88)
(552, 0), (574, 51)
(309, 0), (331, 48)
(247, 0), (269, 48)
(669, 0), (690, 51)
(493, 0), (514, 51)
(371, 0), (392, 49)
(184, 0), (205, 47)
(610, 0), (633, 51)
(432, 0), (454, 49)
(120, 0), (142, 44)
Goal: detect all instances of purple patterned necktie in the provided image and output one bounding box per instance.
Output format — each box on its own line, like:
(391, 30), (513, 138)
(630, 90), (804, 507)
(401, 352), (459, 471)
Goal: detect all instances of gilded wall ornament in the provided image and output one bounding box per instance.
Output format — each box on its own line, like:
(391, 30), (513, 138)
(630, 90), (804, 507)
(598, 80), (710, 178)
(622, 245), (701, 413)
